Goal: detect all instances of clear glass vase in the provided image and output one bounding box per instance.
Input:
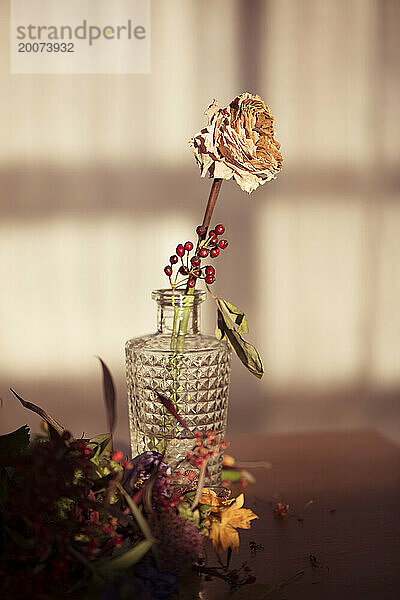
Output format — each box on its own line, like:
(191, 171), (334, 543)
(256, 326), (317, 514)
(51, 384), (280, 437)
(126, 289), (231, 486)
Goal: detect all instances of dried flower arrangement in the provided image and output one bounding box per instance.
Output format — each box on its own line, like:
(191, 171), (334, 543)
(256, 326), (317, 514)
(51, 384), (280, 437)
(0, 361), (258, 600)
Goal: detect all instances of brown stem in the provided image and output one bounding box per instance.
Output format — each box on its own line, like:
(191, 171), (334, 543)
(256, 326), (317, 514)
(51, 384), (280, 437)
(201, 178), (223, 233)
(190, 458), (208, 510)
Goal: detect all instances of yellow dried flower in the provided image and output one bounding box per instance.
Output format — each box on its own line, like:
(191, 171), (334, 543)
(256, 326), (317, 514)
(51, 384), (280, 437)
(207, 493), (258, 553)
(200, 488), (230, 508)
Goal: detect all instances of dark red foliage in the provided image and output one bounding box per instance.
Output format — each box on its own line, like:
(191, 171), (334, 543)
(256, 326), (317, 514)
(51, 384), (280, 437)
(0, 434), (108, 599)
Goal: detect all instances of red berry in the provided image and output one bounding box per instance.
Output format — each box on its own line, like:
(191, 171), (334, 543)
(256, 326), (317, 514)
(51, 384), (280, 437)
(196, 225), (206, 236)
(191, 256), (201, 266)
(205, 265), (215, 275)
(164, 266), (173, 276)
(112, 450), (123, 462)
(219, 239), (228, 249)
(192, 269), (201, 277)
(215, 224), (225, 235)
(170, 255), (178, 264)
(210, 247), (220, 258)
(187, 279), (196, 288)
(199, 248), (209, 258)
(205, 274), (215, 284)
(209, 236), (218, 245)
(176, 244), (185, 257)
(179, 265), (188, 275)
(184, 241), (193, 251)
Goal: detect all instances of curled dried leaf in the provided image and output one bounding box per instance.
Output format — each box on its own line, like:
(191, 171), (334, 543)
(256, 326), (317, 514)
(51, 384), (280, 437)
(9, 388), (64, 437)
(96, 356), (116, 434)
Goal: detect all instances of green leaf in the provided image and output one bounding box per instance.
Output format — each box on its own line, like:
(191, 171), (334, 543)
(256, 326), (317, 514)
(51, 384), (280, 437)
(56, 496), (74, 519)
(221, 469), (244, 483)
(198, 502), (212, 513)
(217, 299), (249, 334)
(88, 434), (113, 458)
(178, 502), (200, 526)
(216, 307), (264, 379)
(98, 539), (152, 572)
(118, 485), (154, 543)
(0, 425), (30, 458)
(215, 305), (226, 340)
(86, 434), (115, 480)
(183, 490), (196, 502)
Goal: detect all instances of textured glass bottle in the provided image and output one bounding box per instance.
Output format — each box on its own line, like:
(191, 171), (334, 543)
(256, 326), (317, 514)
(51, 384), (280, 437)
(126, 289), (231, 486)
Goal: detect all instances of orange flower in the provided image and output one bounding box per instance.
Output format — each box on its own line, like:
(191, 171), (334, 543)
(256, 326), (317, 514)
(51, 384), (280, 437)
(190, 93), (283, 193)
(207, 493), (258, 553)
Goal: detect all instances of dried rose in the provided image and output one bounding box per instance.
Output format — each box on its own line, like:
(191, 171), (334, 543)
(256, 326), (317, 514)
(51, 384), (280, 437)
(190, 92), (283, 193)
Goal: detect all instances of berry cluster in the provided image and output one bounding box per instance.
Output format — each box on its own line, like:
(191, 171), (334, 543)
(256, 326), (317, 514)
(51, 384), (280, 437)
(186, 430), (228, 469)
(164, 224), (228, 288)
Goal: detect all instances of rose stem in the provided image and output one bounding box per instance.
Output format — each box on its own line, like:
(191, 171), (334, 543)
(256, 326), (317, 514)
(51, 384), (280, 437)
(175, 178), (223, 352)
(201, 177), (223, 232)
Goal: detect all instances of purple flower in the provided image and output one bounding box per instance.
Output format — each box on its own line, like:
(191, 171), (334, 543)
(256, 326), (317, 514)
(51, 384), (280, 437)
(125, 451), (171, 494)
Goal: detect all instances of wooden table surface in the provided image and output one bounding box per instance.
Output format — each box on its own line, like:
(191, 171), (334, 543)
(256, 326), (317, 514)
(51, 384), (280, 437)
(202, 430), (400, 600)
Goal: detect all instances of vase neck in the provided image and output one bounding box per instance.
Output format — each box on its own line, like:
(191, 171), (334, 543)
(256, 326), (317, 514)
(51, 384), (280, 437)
(157, 304), (201, 334)
(152, 289), (205, 335)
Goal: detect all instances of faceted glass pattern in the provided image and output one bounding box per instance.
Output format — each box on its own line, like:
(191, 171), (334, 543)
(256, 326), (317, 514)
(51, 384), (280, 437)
(126, 290), (231, 486)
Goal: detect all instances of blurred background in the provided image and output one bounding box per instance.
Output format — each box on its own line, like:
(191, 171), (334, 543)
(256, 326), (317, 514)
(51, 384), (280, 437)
(1, 0), (399, 449)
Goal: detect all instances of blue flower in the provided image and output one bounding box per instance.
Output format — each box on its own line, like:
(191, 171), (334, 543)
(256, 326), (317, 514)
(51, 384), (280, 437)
(134, 563), (178, 600)
(100, 566), (178, 600)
